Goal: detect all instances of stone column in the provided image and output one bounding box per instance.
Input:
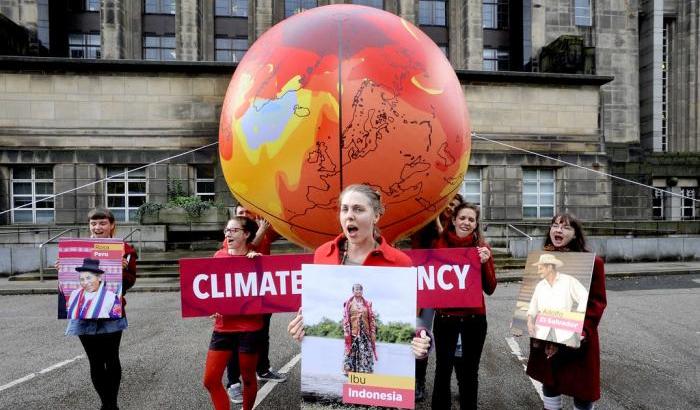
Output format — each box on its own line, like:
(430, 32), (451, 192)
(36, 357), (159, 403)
(462, 0), (482, 70)
(101, 0), (125, 59)
(254, 0), (274, 41)
(200, 0), (214, 61)
(529, 0), (546, 68)
(177, 0), (200, 61)
(122, 0), (142, 59)
(397, 0), (417, 24)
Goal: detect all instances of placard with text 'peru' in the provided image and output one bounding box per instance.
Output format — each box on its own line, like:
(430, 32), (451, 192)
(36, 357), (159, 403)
(301, 264), (416, 409)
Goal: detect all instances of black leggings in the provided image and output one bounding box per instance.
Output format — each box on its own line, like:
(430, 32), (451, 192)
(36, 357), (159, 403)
(432, 314), (487, 410)
(79, 331), (123, 410)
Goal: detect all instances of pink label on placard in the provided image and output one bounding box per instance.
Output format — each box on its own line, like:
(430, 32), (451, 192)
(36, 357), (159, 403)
(536, 314), (584, 333)
(342, 384), (414, 409)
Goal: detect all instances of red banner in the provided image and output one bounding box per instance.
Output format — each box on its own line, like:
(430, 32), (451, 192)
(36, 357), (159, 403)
(180, 248), (483, 317)
(179, 253), (312, 318)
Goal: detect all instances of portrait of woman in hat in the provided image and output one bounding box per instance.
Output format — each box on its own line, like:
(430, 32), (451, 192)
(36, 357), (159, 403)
(66, 257), (121, 320)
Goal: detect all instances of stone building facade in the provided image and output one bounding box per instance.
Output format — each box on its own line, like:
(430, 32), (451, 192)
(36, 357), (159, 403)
(0, 0), (698, 248)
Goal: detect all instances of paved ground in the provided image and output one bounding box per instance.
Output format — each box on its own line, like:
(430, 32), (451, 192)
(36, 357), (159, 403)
(1, 274), (698, 409)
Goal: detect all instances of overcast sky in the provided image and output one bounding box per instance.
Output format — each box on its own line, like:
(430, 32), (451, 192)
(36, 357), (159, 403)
(302, 264), (416, 326)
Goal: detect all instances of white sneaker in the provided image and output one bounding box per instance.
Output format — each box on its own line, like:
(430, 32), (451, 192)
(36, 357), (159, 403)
(227, 383), (243, 404)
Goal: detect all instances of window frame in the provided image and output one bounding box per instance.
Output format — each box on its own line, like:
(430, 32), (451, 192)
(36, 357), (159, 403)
(10, 166), (55, 224)
(522, 168), (555, 219)
(143, 34), (176, 61)
(680, 187), (696, 220)
(483, 0), (509, 30)
(351, 0), (384, 8)
(144, 0), (176, 15)
(68, 32), (101, 59)
(105, 167), (148, 223)
(652, 188), (666, 220)
(195, 166), (216, 202)
(214, 0), (249, 17)
(214, 36), (248, 62)
(418, 0), (447, 26)
(483, 47), (510, 71)
(460, 167), (482, 208)
(574, 0), (592, 27)
(285, 0), (318, 17)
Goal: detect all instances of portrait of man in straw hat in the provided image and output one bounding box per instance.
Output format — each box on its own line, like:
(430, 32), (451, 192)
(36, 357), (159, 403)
(526, 253), (589, 345)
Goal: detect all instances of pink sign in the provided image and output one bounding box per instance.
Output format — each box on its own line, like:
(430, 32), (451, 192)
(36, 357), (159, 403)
(179, 254), (312, 317)
(408, 248), (483, 309)
(536, 314), (584, 333)
(342, 384), (414, 409)
(179, 247), (484, 317)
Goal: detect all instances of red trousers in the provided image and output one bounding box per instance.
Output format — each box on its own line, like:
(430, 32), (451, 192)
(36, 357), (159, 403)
(203, 349), (257, 410)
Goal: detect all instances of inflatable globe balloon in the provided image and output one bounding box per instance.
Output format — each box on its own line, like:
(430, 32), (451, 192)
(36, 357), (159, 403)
(219, 4), (470, 249)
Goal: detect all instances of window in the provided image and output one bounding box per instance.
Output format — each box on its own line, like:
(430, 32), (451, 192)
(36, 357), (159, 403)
(460, 168), (482, 206)
(285, 0), (317, 17)
(85, 0), (100, 11)
(351, 0), (383, 8)
(143, 35), (176, 60)
(483, 48), (509, 71)
(106, 167), (147, 222)
(215, 0), (248, 17)
(68, 0), (99, 11)
(145, 0), (175, 14)
(215, 37), (248, 62)
(522, 169), (554, 219)
(195, 166), (216, 202)
(574, 0), (591, 27)
(483, 0), (509, 29)
(681, 188), (696, 220)
(69, 33), (100, 59)
(419, 1), (446, 26)
(11, 166), (54, 224)
(438, 44), (449, 57)
(652, 189), (666, 220)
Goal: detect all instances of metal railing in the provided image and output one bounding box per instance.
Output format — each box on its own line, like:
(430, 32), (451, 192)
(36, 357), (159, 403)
(122, 228), (143, 256)
(38, 228), (80, 282)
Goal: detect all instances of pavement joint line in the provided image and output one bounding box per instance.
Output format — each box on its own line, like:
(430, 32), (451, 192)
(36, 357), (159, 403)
(0, 354), (84, 392)
(253, 353), (300, 409)
(505, 337), (544, 403)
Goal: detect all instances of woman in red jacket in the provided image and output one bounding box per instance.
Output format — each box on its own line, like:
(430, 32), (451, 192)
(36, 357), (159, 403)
(526, 213), (607, 410)
(431, 202), (496, 410)
(203, 216), (262, 410)
(287, 184), (432, 356)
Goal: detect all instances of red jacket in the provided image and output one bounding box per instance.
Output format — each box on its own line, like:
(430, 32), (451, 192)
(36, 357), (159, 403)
(313, 234), (412, 267)
(211, 249), (264, 333)
(432, 230), (497, 316)
(526, 253), (607, 401)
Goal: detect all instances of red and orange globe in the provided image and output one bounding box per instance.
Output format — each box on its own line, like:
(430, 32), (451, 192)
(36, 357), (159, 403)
(219, 4), (470, 249)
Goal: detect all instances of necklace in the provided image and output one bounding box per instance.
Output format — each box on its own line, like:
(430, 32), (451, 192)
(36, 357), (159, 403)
(341, 238), (378, 265)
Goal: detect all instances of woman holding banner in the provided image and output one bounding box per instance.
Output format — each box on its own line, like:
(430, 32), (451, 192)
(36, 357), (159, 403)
(203, 216), (262, 410)
(526, 213), (607, 410)
(431, 202), (496, 410)
(63, 207), (137, 410)
(287, 184), (432, 355)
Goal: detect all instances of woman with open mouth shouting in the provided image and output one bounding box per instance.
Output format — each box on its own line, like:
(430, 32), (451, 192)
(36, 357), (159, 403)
(526, 213), (607, 410)
(287, 184), (433, 361)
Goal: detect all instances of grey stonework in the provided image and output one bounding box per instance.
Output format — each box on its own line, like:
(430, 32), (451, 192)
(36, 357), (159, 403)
(177, 0), (201, 62)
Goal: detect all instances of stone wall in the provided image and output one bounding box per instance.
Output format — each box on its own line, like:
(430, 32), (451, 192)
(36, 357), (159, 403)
(509, 235), (700, 262)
